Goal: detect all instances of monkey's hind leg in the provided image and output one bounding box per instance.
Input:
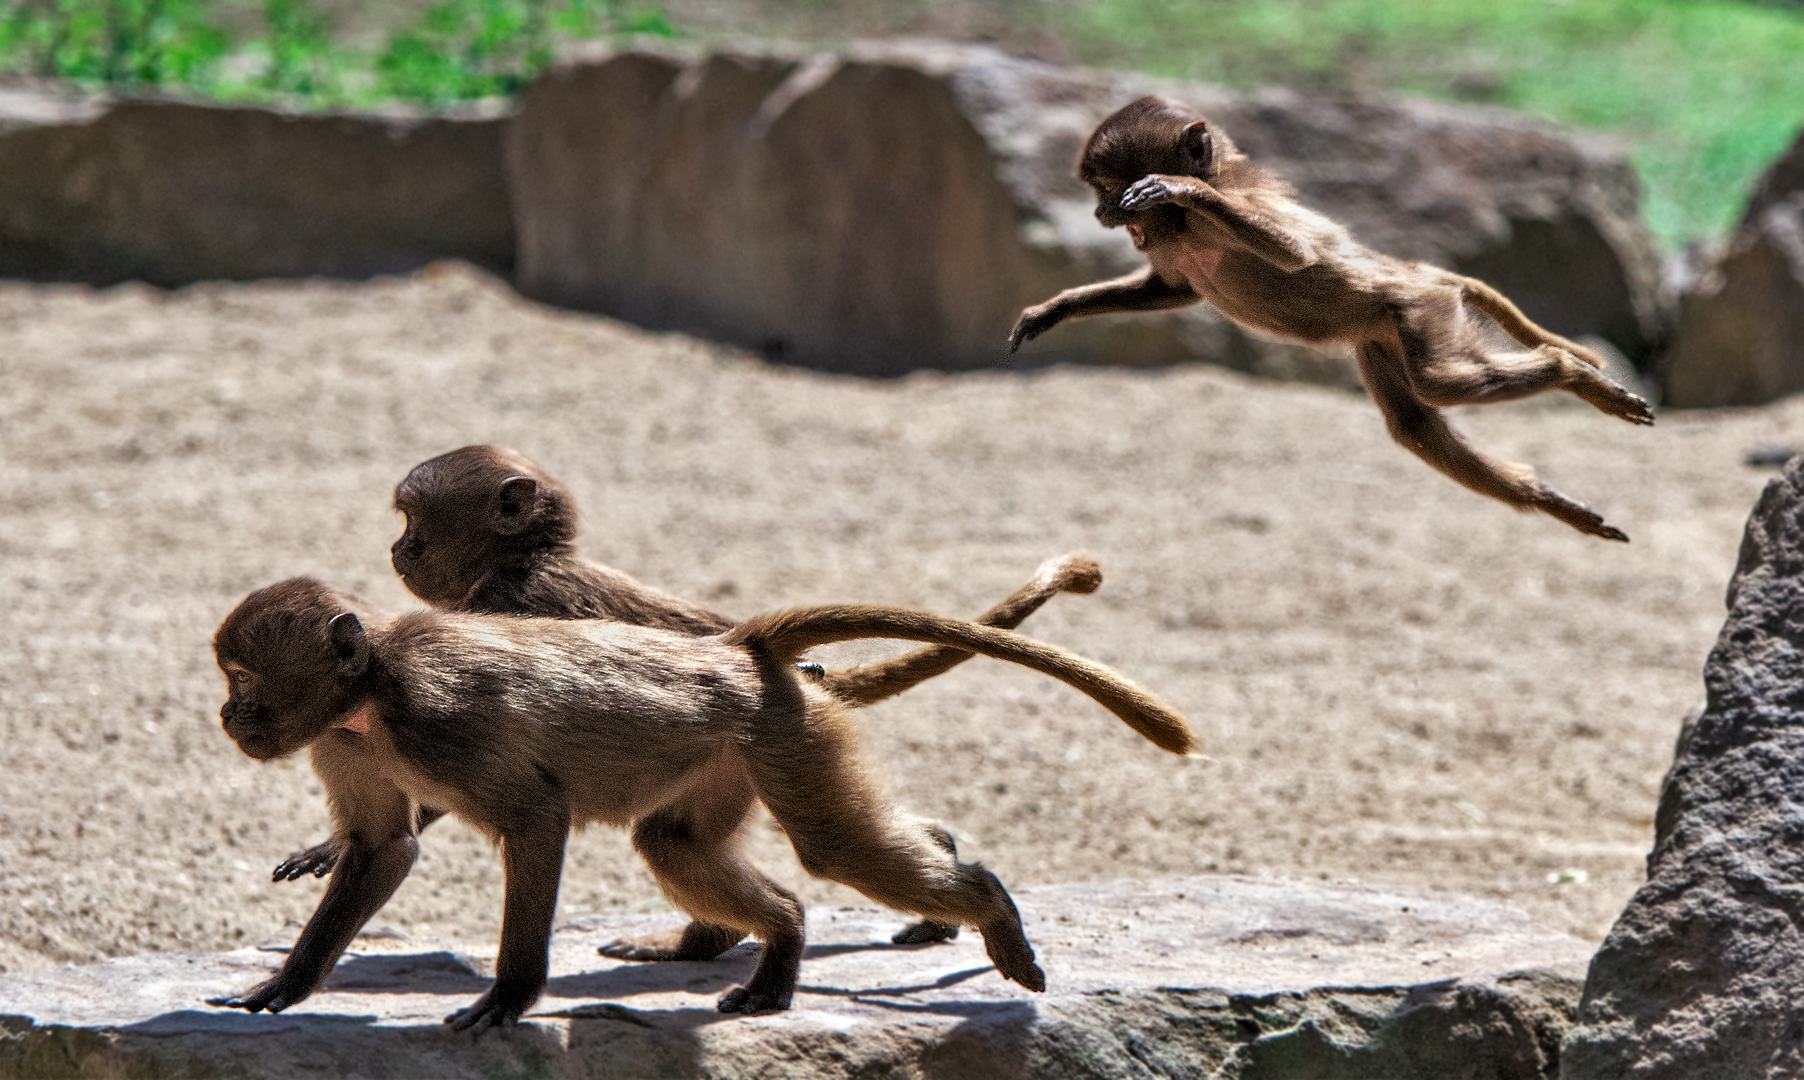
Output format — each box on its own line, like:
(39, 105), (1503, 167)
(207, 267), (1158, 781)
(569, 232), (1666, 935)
(1358, 337), (1629, 542)
(601, 756), (755, 964)
(630, 817), (804, 1015)
(891, 824), (961, 946)
(745, 696), (1044, 994)
(1411, 285), (1653, 426)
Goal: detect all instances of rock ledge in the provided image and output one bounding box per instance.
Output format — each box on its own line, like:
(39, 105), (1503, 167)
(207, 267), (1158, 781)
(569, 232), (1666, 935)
(0, 875), (1588, 1079)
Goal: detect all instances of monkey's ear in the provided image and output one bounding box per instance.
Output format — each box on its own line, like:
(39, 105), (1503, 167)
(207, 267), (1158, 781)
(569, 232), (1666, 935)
(327, 612), (370, 678)
(1181, 121), (1213, 172)
(491, 476), (539, 535)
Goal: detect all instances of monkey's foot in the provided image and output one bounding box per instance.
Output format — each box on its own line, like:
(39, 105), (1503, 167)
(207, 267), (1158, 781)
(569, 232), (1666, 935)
(892, 919), (960, 945)
(445, 979), (542, 1035)
(599, 921), (747, 962)
(1557, 347), (1654, 425)
(271, 839), (340, 882)
(717, 982), (793, 1014)
(981, 928), (1046, 992)
(1590, 383), (1656, 426)
(1540, 488), (1629, 542)
(206, 974), (310, 1014)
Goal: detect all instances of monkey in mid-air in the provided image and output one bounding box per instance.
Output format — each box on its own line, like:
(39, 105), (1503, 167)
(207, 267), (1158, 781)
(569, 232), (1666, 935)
(1010, 96), (1654, 541)
(207, 578), (1193, 1029)
(271, 445), (1104, 956)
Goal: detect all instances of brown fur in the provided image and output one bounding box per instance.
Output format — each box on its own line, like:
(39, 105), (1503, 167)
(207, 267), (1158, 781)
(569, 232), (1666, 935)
(275, 446), (1102, 955)
(207, 578), (1193, 1030)
(1010, 96), (1655, 541)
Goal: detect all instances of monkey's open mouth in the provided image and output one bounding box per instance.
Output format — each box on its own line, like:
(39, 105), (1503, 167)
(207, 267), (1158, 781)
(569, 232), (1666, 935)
(1126, 224), (1147, 250)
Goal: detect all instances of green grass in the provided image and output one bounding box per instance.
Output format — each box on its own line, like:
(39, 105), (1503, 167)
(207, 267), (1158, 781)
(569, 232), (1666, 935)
(1055, 0), (1804, 247)
(0, 0), (677, 107)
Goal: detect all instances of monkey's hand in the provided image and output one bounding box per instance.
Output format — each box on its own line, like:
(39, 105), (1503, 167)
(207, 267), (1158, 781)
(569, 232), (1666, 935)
(1008, 302), (1064, 352)
(1118, 174), (1185, 212)
(272, 839), (341, 881)
(445, 979), (542, 1035)
(206, 973), (314, 1014)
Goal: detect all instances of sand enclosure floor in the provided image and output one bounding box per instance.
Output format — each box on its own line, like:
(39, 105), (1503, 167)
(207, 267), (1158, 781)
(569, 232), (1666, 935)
(1, 266), (1795, 977)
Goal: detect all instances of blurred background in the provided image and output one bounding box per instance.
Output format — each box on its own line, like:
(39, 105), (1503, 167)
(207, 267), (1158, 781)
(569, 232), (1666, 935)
(4, 0), (1801, 252)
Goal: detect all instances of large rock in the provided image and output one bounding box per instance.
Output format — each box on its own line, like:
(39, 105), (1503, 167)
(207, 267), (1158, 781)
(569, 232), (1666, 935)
(510, 40), (1666, 381)
(0, 84), (513, 284)
(0, 876), (1588, 1079)
(1563, 457), (1804, 1077)
(1656, 129), (1804, 407)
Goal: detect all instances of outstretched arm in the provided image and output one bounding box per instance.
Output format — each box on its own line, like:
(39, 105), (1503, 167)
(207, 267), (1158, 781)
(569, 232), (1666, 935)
(1119, 175), (1317, 272)
(1009, 267), (1198, 351)
(212, 769), (417, 1013)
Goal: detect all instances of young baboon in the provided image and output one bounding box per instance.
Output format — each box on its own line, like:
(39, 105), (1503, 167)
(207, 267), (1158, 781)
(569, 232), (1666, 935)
(1009, 96), (1654, 541)
(207, 578), (1193, 1030)
(273, 445), (1101, 954)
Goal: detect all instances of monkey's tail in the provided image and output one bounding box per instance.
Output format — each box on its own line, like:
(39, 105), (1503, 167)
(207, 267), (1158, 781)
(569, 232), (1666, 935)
(1451, 274), (1603, 368)
(724, 605), (1194, 756)
(822, 553), (1103, 707)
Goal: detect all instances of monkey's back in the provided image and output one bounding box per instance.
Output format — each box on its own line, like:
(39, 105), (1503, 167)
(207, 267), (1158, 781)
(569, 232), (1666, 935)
(376, 611), (762, 827)
(463, 553), (734, 635)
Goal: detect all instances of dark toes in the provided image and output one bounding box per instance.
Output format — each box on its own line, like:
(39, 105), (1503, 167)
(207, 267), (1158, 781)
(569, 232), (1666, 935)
(891, 920), (960, 945)
(717, 985), (790, 1014)
(597, 941), (667, 962)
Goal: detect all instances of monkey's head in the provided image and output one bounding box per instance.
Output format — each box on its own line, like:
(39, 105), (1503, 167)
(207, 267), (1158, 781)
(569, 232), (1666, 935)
(1080, 96), (1232, 241)
(390, 446), (577, 606)
(213, 578), (382, 760)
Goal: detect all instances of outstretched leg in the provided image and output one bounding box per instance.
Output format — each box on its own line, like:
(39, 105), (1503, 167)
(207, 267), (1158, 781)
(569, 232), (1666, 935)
(742, 667), (1044, 995)
(1404, 286), (1652, 424)
(1357, 330), (1628, 541)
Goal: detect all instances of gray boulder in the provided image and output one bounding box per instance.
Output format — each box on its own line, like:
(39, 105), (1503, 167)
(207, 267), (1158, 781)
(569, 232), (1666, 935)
(1563, 456), (1804, 1078)
(0, 875), (1588, 1079)
(1657, 129), (1804, 407)
(509, 40), (1666, 381)
(0, 85), (513, 284)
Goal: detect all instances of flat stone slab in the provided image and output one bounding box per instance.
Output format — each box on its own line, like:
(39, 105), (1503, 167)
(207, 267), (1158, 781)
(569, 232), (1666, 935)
(0, 876), (1590, 1079)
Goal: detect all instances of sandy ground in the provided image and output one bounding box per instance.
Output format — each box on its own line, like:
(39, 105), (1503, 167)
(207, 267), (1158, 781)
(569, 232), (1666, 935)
(0, 265), (1795, 978)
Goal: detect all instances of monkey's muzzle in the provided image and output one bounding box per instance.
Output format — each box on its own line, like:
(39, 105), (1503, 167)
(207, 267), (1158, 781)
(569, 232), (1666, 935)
(221, 701), (283, 760)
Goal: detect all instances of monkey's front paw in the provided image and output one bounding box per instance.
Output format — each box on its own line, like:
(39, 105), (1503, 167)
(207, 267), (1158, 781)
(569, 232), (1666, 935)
(206, 974), (312, 1014)
(892, 920), (960, 945)
(272, 839), (341, 881)
(717, 983), (792, 1014)
(445, 979), (541, 1035)
(1118, 175), (1176, 211)
(1008, 306), (1059, 352)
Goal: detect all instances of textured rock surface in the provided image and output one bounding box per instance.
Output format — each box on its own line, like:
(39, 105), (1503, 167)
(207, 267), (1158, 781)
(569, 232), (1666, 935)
(0, 85), (513, 284)
(510, 40), (1665, 380)
(0, 876), (1586, 1079)
(1563, 457), (1804, 1078)
(1657, 129), (1804, 408)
